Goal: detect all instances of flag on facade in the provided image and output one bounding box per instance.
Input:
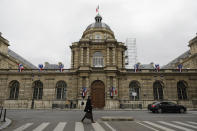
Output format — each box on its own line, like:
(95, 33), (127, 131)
(59, 63), (64, 72)
(18, 64), (24, 72)
(178, 64), (183, 72)
(155, 64), (160, 72)
(110, 87), (117, 98)
(38, 64), (43, 71)
(134, 64), (139, 72)
(82, 87), (87, 98)
(96, 5), (99, 13)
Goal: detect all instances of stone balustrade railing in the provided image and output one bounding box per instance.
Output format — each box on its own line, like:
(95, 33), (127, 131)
(0, 68), (197, 73)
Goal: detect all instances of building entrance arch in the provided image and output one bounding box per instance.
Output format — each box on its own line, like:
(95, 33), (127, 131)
(91, 80), (105, 108)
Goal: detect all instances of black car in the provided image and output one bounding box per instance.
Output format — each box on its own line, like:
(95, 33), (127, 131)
(148, 101), (187, 113)
(148, 102), (158, 111)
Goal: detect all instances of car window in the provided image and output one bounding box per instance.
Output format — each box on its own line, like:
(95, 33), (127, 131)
(153, 102), (160, 105)
(168, 102), (176, 106)
(160, 102), (168, 105)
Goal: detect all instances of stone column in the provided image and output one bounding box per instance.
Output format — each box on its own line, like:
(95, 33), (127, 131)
(80, 48), (83, 65)
(78, 77), (82, 98)
(75, 49), (79, 68)
(113, 48), (116, 65)
(107, 77), (110, 99)
(87, 47), (89, 65)
(113, 77), (117, 97)
(86, 77), (90, 96)
(71, 50), (73, 68)
(107, 47), (109, 65)
(122, 51), (125, 68)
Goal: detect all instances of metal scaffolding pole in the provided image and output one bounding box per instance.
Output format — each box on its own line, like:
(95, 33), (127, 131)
(125, 38), (137, 69)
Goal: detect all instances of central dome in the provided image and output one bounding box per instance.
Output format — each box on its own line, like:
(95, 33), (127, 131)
(82, 14), (115, 39)
(85, 14), (112, 31)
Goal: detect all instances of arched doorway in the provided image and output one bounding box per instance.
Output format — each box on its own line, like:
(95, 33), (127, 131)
(91, 80), (105, 108)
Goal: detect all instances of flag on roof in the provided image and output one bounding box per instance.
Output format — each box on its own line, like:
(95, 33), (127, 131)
(38, 64), (43, 71)
(59, 63), (64, 72)
(18, 63), (24, 72)
(134, 64), (139, 72)
(155, 64), (160, 72)
(96, 5), (99, 13)
(178, 64), (183, 72)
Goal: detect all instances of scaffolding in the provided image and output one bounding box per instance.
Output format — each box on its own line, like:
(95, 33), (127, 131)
(125, 38), (137, 69)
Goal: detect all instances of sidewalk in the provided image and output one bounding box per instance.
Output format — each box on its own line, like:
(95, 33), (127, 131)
(0, 118), (12, 130)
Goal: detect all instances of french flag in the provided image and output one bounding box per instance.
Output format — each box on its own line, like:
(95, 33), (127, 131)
(134, 64), (139, 72)
(110, 87), (117, 97)
(155, 64), (160, 72)
(178, 64), (183, 72)
(96, 5), (99, 13)
(38, 64), (43, 71)
(59, 64), (64, 72)
(110, 90), (113, 97)
(18, 64), (24, 72)
(113, 87), (117, 95)
(82, 87), (87, 98)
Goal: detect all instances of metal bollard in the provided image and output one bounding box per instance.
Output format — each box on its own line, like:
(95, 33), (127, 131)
(0, 106), (3, 119)
(3, 109), (6, 122)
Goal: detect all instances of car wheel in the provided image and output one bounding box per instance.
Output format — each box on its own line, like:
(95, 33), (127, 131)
(158, 108), (162, 113)
(180, 108), (185, 113)
(152, 111), (155, 113)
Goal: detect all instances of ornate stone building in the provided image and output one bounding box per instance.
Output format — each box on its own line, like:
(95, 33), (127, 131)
(0, 15), (197, 109)
(163, 34), (197, 69)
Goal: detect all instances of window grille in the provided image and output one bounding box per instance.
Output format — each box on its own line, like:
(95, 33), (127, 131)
(9, 81), (19, 99)
(56, 81), (67, 100)
(129, 81), (140, 100)
(93, 52), (104, 67)
(153, 81), (163, 100)
(33, 81), (43, 100)
(177, 81), (187, 100)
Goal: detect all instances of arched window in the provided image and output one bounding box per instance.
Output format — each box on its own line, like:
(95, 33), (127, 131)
(93, 52), (104, 67)
(56, 81), (67, 100)
(177, 81), (187, 100)
(32, 80), (43, 100)
(9, 80), (19, 99)
(153, 81), (164, 100)
(129, 81), (140, 100)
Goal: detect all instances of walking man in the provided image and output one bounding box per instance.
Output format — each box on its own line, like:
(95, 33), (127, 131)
(81, 96), (95, 123)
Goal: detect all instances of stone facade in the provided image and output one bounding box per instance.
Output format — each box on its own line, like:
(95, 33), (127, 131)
(163, 34), (197, 69)
(181, 35), (197, 68)
(0, 15), (197, 109)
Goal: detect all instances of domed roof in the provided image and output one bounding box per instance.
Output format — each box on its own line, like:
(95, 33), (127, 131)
(85, 14), (112, 31)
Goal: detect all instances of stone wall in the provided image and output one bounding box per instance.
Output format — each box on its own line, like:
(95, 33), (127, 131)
(0, 69), (197, 109)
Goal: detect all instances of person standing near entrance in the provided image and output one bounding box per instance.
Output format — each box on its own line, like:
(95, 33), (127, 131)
(81, 96), (95, 123)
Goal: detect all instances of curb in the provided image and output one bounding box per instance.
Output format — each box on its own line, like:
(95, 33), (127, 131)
(0, 118), (12, 130)
(101, 116), (134, 121)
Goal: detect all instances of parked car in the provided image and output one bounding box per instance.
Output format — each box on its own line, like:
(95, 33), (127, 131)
(148, 101), (187, 113)
(148, 102), (158, 111)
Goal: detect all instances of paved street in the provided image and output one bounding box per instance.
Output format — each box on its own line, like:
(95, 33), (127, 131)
(2, 110), (197, 131)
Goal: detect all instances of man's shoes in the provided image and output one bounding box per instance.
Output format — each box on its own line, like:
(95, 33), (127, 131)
(91, 121), (96, 123)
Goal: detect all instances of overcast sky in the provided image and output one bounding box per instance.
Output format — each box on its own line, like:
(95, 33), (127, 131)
(0, 0), (197, 68)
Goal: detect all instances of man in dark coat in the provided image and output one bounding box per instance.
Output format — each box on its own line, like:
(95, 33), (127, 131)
(81, 96), (95, 123)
